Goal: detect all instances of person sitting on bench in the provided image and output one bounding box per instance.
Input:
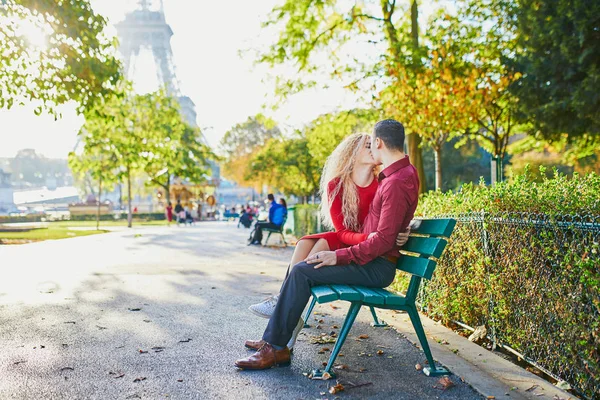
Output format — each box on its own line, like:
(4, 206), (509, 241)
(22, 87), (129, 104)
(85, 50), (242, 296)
(249, 194), (285, 245)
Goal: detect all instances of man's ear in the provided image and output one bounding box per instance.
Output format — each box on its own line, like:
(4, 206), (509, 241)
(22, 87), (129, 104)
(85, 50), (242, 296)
(375, 137), (383, 149)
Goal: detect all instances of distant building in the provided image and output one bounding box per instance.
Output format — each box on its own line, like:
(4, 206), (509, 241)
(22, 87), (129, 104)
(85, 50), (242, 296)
(0, 169), (15, 215)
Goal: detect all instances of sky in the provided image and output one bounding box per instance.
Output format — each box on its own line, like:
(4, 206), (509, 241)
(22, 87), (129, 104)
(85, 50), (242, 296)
(0, 0), (442, 160)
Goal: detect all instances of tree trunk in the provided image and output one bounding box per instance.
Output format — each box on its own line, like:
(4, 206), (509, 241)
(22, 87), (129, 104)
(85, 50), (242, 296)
(434, 147), (442, 191)
(96, 175), (102, 231)
(127, 167), (132, 228)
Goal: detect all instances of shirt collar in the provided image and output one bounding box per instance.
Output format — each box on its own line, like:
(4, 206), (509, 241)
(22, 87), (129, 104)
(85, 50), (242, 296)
(378, 156), (410, 181)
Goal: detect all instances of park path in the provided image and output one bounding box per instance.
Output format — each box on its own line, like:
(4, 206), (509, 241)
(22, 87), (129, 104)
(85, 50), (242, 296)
(0, 222), (482, 399)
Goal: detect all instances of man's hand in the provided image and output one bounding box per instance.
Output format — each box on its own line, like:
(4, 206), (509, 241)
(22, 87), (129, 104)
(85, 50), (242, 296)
(305, 251), (337, 269)
(396, 228), (410, 247)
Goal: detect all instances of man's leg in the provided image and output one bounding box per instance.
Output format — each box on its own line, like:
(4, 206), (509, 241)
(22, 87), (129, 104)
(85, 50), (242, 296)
(263, 258), (396, 347)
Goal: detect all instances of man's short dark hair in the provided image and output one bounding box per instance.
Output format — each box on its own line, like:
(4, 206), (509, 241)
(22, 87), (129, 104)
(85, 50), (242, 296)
(267, 194), (275, 202)
(374, 119), (405, 151)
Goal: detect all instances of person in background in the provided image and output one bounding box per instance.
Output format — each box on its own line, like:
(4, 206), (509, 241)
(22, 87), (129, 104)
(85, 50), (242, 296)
(279, 198), (287, 210)
(166, 202), (173, 225)
(249, 194), (284, 245)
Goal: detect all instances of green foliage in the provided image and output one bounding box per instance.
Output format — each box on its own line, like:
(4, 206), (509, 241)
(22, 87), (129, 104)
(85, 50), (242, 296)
(291, 204), (322, 238)
(0, 0), (121, 115)
(417, 165), (599, 215)
(409, 168), (600, 398)
(305, 109), (379, 168)
(249, 133), (320, 199)
(508, 0), (600, 140)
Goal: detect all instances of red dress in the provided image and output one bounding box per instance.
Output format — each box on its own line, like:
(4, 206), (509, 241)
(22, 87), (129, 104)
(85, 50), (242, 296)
(301, 177), (378, 250)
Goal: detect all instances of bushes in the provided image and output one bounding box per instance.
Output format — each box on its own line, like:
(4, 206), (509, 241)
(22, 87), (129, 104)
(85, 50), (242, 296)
(407, 168), (599, 399)
(291, 204), (323, 237)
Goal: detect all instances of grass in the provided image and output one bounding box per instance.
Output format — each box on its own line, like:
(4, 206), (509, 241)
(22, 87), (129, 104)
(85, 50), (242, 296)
(0, 219), (168, 244)
(0, 227), (107, 243)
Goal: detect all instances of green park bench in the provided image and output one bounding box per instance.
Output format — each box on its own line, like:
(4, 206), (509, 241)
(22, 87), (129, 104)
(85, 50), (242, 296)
(304, 218), (456, 379)
(263, 214), (288, 247)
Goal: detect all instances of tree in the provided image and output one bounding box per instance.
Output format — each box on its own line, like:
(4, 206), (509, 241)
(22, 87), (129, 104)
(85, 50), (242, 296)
(73, 87), (145, 228)
(248, 134), (321, 202)
(257, 0), (428, 192)
(219, 114), (281, 188)
(68, 145), (118, 230)
(305, 109), (379, 169)
(0, 0), (121, 115)
(138, 90), (214, 203)
(508, 0), (600, 141)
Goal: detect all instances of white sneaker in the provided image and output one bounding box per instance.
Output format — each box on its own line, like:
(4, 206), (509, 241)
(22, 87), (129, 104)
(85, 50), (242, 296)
(248, 294), (279, 319)
(286, 317), (304, 350)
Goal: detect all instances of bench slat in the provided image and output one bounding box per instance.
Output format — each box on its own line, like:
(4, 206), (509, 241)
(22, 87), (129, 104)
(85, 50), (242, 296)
(402, 237), (447, 258)
(397, 257), (437, 280)
(351, 286), (385, 305)
(330, 285), (362, 301)
(369, 288), (407, 306)
(311, 286), (339, 303)
(411, 219), (456, 238)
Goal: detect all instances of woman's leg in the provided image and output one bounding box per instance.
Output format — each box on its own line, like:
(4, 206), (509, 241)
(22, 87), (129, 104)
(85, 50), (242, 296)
(289, 238), (318, 267)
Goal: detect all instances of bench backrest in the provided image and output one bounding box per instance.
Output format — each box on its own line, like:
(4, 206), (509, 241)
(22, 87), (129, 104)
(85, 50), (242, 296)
(395, 218), (456, 280)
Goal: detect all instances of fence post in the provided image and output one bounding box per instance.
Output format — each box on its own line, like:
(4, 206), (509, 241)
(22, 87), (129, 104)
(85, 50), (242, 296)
(481, 211), (498, 350)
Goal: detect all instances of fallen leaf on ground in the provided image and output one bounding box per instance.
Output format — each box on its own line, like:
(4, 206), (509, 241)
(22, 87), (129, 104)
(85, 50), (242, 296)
(332, 325), (339, 329)
(179, 338), (192, 343)
(96, 326), (107, 330)
(143, 320), (151, 323)
(109, 371), (125, 379)
(60, 367), (74, 372)
(415, 363), (423, 371)
(138, 349), (148, 354)
(358, 334), (369, 339)
(438, 376), (455, 390)
(329, 383), (345, 394)
(318, 319), (324, 323)
(330, 305), (340, 310)
(151, 347), (165, 352)
(64, 321), (76, 324)
(359, 368), (367, 372)
(309, 335), (337, 344)
(321, 347), (330, 352)
(334, 364), (349, 370)
(128, 308), (141, 312)
(133, 377), (146, 383)
(525, 385), (539, 392)
(377, 350), (384, 355)
(177, 379), (183, 382)
(13, 360), (26, 365)
(487, 396), (496, 399)
(338, 353), (344, 357)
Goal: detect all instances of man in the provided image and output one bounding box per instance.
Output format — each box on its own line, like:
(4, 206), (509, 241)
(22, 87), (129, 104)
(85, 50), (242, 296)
(249, 194), (286, 245)
(235, 119), (420, 370)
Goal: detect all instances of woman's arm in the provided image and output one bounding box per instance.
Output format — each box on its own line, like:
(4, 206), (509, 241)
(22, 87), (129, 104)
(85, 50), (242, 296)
(328, 182), (369, 245)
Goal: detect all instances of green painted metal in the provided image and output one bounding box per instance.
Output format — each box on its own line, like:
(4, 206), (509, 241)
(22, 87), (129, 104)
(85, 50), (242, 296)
(306, 218), (457, 379)
(351, 286), (385, 305)
(369, 306), (387, 327)
(412, 218), (456, 238)
(370, 287), (407, 306)
(403, 237), (448, 258)
(303, 296), (317, 328)
(324, 301), (362, 375)
(407, 305), (449, 376)
(330, 284), (362, 301)
(311, 286), (339, 303)
(396, 257), (437, 280)
(263, 214), (289, 247)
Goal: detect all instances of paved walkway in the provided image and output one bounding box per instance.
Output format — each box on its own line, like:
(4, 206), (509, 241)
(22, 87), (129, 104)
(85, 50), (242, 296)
(0, 222), (483, 399)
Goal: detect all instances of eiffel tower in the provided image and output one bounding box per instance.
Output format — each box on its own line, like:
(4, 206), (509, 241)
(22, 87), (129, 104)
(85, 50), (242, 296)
(115, 0), (198, 133)
(115, 0), (220, 185)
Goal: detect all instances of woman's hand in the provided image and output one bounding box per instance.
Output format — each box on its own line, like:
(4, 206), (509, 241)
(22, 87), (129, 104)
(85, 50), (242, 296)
(305, 251), (338, 269)
(396, 228), (410, 247)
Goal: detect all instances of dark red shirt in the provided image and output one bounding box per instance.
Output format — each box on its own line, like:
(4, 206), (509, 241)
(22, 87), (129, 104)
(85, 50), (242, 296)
(334, 156), (419, 265)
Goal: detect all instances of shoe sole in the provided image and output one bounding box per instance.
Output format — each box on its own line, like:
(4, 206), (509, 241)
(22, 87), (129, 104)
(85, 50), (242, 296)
(236, 361), (291, 370)
(247, 307), (273, 319)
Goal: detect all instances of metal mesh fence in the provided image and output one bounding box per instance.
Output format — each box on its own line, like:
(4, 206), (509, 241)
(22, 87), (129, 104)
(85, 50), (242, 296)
(414, 212), (600, 400)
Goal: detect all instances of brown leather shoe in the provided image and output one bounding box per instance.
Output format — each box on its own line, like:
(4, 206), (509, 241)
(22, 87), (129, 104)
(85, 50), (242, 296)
(244, 339), (266, 350)
(235, 343), (291, 370)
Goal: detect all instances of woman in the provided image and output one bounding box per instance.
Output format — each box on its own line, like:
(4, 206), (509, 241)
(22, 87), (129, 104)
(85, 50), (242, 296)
(249, 133), (408, 319)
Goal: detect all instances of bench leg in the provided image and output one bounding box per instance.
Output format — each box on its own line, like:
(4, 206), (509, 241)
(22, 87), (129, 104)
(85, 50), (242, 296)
(279, 232), (287, 247)
(263, 232), (272, 246)
(369, 306), (387, 327)
(303, 296), (317, 328)
(406, 306), (449, 377)
(311, 301), (361, 379)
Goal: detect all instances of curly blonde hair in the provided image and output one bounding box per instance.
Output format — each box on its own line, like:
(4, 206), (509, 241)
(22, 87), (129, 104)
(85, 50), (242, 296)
(319, 133), (370, 232)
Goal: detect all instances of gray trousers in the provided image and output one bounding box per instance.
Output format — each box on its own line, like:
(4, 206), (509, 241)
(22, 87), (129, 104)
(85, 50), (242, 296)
(262, 258), (396, 347)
